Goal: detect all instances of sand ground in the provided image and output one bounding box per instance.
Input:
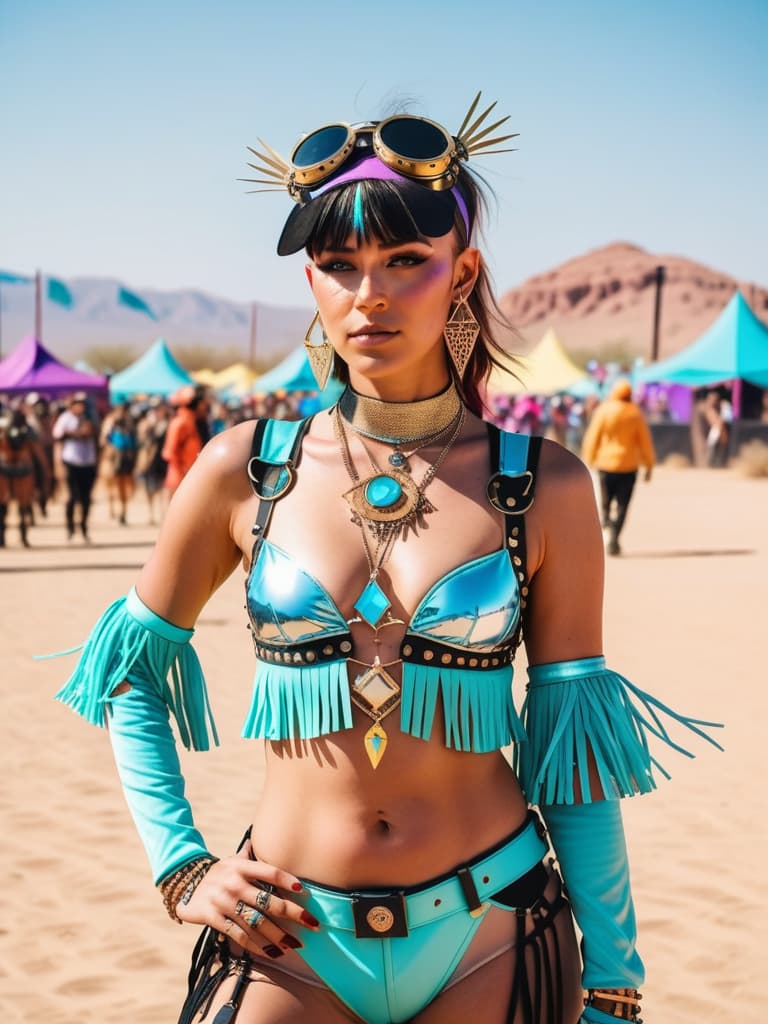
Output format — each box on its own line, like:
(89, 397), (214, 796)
(1, 466), (765, 1022)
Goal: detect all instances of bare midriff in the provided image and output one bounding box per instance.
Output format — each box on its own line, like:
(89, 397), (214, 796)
(250, 704), (529, 889)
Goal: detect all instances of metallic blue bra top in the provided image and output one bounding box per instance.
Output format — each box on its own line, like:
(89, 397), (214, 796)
(246, 540), (521, 652)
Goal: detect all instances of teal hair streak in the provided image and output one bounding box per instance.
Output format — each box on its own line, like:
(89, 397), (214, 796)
(352, 183), (365, 238)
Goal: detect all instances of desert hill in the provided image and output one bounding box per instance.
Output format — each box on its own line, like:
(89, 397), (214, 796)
(2, 244), (765, 371)
(499, 242), (768, 364)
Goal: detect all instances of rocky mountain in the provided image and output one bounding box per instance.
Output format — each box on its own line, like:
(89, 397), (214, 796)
(499, 242), (768, 363)
(2, 244), (765, 371)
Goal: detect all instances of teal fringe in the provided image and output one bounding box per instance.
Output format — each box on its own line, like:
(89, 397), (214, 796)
(53, 595), (218, 752)
(400, 662), (524, 752)
(515, 663), (724, 804)
(242, 658), (353, 740)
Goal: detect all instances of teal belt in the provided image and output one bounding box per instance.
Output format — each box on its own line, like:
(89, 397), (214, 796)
(301, 814), (548, 936)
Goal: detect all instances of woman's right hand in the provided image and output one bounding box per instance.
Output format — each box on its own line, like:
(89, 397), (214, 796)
(176, 841), (320, 959)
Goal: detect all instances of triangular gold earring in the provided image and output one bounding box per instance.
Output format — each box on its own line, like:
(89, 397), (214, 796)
(443, 293), (480, 378)
(304, 310), (334, 390)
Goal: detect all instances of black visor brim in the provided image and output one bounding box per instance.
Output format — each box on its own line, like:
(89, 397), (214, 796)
(276, 183), (459, 257)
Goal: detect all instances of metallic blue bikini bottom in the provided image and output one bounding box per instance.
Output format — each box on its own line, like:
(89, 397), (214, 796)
(292, 813), (552, 1023)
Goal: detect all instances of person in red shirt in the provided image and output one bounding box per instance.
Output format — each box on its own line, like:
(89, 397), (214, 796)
(162, 387), (204, 497)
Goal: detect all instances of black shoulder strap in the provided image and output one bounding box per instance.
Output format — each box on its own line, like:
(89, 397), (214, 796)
(485, 424), (543, 623)
(248, 417), (312, 561)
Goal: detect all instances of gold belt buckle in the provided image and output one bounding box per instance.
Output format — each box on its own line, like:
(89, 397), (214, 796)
(351, 893), (408, 938)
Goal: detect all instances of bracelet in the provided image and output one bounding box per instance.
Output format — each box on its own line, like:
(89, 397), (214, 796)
(158, 856), (219, 924)
(584, 988), (643, 1021)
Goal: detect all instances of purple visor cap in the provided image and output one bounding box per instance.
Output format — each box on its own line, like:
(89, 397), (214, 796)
(276, 155), (472, 257)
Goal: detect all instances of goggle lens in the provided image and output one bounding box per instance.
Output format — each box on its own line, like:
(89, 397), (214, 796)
(378, 118), (449, 161)
(292, 125), (350, 168)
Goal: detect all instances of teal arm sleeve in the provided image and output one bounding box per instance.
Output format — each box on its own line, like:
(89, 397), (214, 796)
(52, 588), (219, 882)
(582, 1008), (630, 1024)
(542, 800), (644, 991)
(107, 667), (212, 883)
(515, 655), (723, 805)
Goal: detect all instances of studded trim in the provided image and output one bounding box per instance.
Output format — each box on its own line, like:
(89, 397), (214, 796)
(400, 633), (514, 669)
(250, 632), (352, 665)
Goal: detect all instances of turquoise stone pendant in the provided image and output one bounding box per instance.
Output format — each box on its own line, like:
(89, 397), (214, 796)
(354, 579), (391, 627)
(364, 474), (403, 509)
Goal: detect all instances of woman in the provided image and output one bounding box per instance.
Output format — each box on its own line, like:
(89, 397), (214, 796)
(0, 407), (49, 547)
(135, 398), (170, 525)
(103, 409), (138, 525)
(56, 96), (721, 1023)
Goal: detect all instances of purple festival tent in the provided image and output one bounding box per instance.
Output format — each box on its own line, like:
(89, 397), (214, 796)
(0, 336), (108, 397)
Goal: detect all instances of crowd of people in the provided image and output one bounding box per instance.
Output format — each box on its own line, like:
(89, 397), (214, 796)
(0, 376), (758, 552)
(0, 385), (316, 547)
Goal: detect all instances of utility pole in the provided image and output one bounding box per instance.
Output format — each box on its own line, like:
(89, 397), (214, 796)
(651, 265), (665, 363)
(248, 302), (258, 367)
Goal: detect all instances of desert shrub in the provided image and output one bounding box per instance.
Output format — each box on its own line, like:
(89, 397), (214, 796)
(82, 345), (138, 373)
(733, 440), (768, 478)
(663, 452), (691, 469)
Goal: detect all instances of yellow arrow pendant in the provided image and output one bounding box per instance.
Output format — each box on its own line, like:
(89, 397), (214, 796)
(364, 721), (388, 769)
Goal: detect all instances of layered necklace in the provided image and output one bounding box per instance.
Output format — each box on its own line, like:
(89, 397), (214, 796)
(333, 383), (465, 768)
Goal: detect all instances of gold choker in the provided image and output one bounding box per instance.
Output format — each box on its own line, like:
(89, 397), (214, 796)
(337, 384), (462, 445)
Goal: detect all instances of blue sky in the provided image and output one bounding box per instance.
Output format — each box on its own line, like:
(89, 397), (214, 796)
(2, 0), (766, 308)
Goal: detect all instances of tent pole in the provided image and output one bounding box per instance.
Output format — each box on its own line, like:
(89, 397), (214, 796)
(731, 377), (742, 420)
(651, 265), (665, 362)
(35, 269), (43, 341)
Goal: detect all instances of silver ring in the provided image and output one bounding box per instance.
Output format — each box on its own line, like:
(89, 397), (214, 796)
(224, 918), (235, 935)
(235, 899), (246, 915)
(254, 888), (272, 913)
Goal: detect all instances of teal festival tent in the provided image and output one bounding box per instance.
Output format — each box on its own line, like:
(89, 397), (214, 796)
(635, 292), (768, 388)
(253, 347), (344, 407)
(108, 338), (194, 401)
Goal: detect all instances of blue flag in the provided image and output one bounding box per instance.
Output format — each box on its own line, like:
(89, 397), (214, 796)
(0, 270), (33, 284)
(118, 286), (158, 320)
(47, 277), (74, 307)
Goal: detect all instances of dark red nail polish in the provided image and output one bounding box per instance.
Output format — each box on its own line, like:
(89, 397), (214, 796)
(291, 882), (303, 892)
(263, 944), (284, 959)
(281, 934), (303, 950)
(301, 910), (320, 928)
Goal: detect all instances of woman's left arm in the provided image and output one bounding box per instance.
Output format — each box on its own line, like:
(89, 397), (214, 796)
(519, 442), (644, 1017)
(518, 442), (721, 1020)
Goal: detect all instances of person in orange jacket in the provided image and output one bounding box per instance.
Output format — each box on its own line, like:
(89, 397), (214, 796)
(162, 386), (204, 498)
(581, 379), (656, 555)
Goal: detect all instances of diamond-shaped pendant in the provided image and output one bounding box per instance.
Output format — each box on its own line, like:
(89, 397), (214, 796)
(354, 579), (391, 628)
(351, 659), (401, 715)
(364, 721), (388, 769)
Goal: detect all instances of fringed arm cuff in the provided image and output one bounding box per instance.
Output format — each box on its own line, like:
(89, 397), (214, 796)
(51, 587), (218, 752)
(514, 655), (723, 805)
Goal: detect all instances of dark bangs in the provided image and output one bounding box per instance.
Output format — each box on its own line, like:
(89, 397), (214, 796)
(306, 178), (466, 256)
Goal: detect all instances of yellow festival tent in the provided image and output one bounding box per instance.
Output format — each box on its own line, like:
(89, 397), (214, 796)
(191, 368), (218, 386)
(192, 363), (258, 395)
(487, 327), (588, 396)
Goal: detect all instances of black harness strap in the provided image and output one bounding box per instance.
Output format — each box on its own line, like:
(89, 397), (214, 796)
(486, 424), (542, 646)
(247, 417), (312, 563)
